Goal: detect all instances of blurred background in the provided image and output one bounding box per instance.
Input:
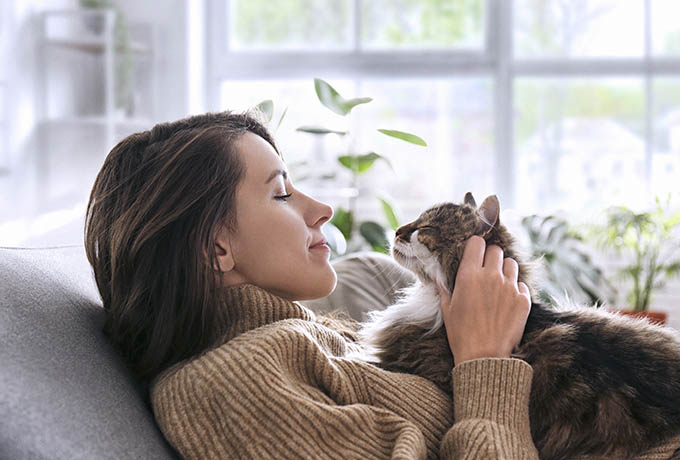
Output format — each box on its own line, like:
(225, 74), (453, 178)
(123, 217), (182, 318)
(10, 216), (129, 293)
(0, 0), (679, 324)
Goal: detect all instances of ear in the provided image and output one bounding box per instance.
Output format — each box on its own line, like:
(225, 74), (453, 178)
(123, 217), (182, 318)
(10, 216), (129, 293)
(476, 195), (500, 237)
(463, 192), (477, 208)
(211, 229), (235, 272)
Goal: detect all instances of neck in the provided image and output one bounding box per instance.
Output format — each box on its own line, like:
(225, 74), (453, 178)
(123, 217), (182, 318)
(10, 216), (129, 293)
(211, 283), (316, 348)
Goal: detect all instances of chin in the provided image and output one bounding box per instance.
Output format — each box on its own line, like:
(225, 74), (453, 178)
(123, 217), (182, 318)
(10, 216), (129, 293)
(297, 265), (337, 301)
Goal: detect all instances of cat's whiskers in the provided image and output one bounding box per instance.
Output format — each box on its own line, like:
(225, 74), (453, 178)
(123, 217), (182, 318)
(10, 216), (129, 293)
(408, 230), (447, 288)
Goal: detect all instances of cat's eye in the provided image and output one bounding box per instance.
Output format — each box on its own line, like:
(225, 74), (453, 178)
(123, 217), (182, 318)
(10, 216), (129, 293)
(418, 225), (436, 232)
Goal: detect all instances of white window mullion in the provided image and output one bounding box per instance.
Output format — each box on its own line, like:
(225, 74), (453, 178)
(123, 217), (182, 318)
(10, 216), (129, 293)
(493, 0), (515, 208)
(214, 52), (495, 80)
(353, 0), (361, 53)
(644, 0), (653, 198)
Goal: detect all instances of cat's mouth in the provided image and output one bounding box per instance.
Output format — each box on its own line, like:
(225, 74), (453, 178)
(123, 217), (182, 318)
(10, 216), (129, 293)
(392, 242), (423, 273)
(393, 237), (444, 286)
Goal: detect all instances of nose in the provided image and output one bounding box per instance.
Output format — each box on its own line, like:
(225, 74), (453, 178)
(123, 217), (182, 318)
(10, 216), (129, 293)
(307, 196), (333, 228)
(395, 224), (413, 243)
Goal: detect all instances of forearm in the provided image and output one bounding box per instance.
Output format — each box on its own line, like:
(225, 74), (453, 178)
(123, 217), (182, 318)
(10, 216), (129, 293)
(440, 358), (539, 459)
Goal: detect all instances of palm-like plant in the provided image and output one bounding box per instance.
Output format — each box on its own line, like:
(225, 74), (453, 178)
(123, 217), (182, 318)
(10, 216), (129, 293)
(590, 197), (680, 312)
(522, 214), (617, 307)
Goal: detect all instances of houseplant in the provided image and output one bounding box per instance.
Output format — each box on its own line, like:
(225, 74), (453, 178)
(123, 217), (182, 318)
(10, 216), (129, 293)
(255, 78), (427, 256)
(521, 214), (617, 307)
(589, 196), (680, 324)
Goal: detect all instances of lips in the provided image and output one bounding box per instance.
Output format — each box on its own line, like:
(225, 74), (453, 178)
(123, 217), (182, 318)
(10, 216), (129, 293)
(310, 239), (328, 249)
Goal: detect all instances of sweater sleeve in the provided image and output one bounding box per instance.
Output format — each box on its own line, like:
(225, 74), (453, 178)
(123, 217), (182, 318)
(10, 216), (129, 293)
(440, 358), (539, 459)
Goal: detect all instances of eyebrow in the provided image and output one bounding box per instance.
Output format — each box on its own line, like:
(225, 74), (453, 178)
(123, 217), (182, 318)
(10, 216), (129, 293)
(265, 168), (288, 184)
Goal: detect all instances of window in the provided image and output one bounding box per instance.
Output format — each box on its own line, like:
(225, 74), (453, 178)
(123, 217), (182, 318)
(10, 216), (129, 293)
(208, 0), (680, 222)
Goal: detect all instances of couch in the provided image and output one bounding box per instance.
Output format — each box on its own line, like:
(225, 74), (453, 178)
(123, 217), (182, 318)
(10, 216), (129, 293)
(0, 245), (414, 459)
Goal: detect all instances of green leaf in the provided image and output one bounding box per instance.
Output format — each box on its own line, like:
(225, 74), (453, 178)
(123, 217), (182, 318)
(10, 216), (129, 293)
(664, 261), (680, 276)
(254, 100), (273, 122)
(377, 129), (427, 146)
(338, 152), (390, 174)
(370, 244), (390, 254)
(275, 106), (288, 131)
(296, 125), (348, 135)
(330, 207), (353, 240)
(314, 78), (372, 116)
(359, 221), (389, 252)
(378, 197), (399, 230)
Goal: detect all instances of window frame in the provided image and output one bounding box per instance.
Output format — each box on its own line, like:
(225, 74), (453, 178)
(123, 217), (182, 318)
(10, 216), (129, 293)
(207, 0), (680, 210)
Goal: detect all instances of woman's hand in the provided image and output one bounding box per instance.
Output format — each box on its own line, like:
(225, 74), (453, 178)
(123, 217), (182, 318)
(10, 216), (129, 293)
(437, 235), (531, 365)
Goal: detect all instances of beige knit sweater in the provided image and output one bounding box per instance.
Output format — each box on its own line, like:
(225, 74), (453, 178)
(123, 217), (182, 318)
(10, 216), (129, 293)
(151, 284), (680, 459)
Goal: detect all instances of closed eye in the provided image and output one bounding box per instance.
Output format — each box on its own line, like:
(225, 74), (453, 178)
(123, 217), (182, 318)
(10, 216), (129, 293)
(274, 193), (293, 201)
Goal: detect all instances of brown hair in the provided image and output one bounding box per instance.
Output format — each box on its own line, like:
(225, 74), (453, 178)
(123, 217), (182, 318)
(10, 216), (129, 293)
(84, 111), (278, 398)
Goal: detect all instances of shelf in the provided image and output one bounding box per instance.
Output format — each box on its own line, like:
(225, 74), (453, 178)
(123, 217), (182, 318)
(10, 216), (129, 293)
(45, 38), (151, 56)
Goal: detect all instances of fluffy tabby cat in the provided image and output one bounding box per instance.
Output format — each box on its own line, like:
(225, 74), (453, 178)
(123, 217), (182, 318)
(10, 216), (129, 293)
(356, 192), (680, 460)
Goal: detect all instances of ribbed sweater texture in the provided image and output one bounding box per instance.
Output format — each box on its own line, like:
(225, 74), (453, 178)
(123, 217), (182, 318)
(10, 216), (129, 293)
(151, 284), (680, 459)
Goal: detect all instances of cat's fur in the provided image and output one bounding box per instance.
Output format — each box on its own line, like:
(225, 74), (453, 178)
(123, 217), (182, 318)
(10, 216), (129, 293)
(356, 193), (680, 460)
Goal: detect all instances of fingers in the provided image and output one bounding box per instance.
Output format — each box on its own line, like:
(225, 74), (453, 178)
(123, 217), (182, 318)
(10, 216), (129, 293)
(502, 257), (519, 281)
(460, 236), (485, 268)
(483, 244), (504, 270)
(518, 281), (530, 300)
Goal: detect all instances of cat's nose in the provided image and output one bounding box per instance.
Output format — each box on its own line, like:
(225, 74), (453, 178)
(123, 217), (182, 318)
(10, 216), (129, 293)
(395, 226), (410, 242)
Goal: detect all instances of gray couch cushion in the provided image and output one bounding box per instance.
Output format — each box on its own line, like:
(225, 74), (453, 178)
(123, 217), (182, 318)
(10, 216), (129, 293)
(0, 245), (178, 460)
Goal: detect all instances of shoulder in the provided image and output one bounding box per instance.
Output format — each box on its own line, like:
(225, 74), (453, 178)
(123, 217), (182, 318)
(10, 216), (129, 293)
(151, 318), (350, 396)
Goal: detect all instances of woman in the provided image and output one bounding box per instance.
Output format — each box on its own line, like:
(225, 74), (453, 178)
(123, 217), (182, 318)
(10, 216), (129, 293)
(85, 111), (536, 459)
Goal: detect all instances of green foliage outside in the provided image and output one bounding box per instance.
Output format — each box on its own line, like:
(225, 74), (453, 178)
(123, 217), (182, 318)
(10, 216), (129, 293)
(515, 81), (646, 147)
(233, 0), (350, 47)
(362, 0), (484, 47)
(232, 0), (483, 49)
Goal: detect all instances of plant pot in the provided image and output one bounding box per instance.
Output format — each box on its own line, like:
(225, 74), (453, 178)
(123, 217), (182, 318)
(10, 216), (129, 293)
(614, 309), (668, 326)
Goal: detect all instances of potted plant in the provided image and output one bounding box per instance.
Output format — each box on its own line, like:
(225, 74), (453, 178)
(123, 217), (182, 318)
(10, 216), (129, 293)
(521, 214), (617, 307)
(254, 78), (427, 257)
(589, 196), (680, 325)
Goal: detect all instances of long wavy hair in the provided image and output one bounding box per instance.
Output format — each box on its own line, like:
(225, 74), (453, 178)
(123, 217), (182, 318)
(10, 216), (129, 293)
(84, 111), (278, 400)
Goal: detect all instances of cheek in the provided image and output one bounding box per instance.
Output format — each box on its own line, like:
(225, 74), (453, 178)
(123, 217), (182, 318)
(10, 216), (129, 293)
(252, 207), (306, 257)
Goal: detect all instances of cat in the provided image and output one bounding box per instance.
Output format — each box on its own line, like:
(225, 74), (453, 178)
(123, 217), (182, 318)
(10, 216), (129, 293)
(355, 192), (680, 460)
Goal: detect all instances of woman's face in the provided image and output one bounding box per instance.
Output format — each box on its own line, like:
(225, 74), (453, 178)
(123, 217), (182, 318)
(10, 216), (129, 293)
(216, 131), (337, 301)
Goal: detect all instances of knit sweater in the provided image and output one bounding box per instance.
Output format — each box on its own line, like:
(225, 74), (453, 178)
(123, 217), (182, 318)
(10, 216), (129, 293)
(150, 284), (680, 459)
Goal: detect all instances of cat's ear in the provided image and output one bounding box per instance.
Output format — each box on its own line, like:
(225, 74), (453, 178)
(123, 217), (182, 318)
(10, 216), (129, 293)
(463, 192), (477, 208)
(476, 195), (500, 236)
